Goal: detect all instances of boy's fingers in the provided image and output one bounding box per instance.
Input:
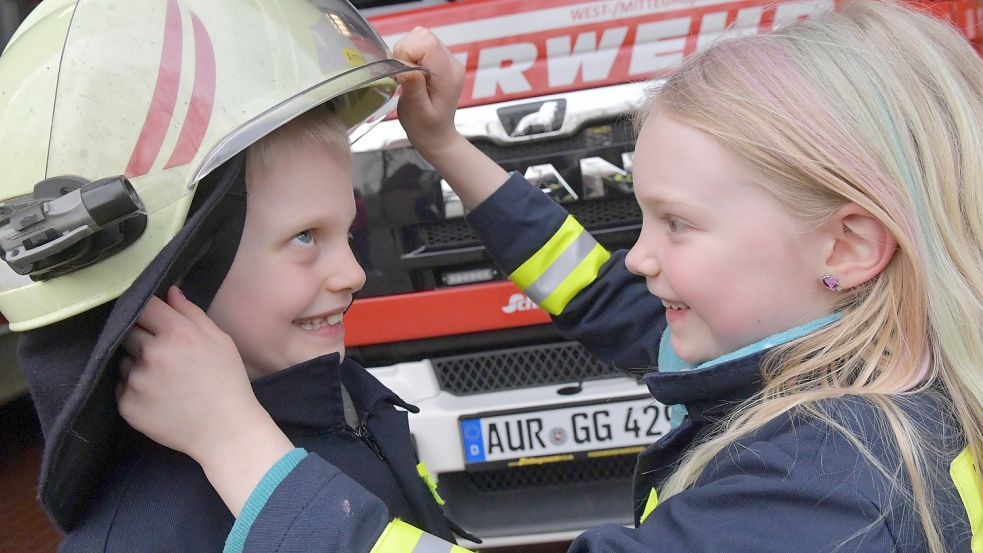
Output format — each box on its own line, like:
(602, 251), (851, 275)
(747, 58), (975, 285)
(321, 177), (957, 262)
(115, 379), (127, 406)
(136, 294), (188, 335)
(122, 326), (154, 358)
(165, 286), (225, 337)
(118, 354), (134, 381)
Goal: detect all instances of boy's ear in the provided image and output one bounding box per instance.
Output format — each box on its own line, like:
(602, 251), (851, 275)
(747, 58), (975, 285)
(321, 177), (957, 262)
(821, 203), (897, 289)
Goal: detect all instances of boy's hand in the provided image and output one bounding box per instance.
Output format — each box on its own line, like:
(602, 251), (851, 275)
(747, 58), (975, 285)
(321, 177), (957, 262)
(393, 27), (466, 158)
(117, 286), (255, 461)
(117, 286), (294, 516)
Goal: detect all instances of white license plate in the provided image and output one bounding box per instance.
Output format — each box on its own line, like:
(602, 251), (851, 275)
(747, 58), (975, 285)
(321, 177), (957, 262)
(460, 396), (670, 466)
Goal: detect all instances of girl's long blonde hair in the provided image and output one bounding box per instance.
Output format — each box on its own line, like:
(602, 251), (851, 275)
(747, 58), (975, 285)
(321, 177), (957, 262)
(644, 2), (983, 550)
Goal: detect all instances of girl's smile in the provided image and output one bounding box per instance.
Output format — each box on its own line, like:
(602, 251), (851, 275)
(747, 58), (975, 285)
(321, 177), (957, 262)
(663, 303), (689, 325)
(625, 109), (836, 363)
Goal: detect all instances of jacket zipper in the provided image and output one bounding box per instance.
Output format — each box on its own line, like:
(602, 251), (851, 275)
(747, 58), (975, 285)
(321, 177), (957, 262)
(346, 421), (386, 461)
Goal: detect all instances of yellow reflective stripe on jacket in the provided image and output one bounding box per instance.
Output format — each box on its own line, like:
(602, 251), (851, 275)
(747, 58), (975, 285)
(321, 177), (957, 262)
(416, 462), (445, 506)
(539, 243), (609, 315)
(509, 215), (610, 315)
(950, 447), (982, 553)
(639, 488), (659, 523)
(369, 520), (473, 553)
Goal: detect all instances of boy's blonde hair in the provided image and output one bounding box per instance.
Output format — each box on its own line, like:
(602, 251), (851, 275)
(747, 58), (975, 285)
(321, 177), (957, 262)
(245, 104), (351, 182)
(642, 2), (982, 550)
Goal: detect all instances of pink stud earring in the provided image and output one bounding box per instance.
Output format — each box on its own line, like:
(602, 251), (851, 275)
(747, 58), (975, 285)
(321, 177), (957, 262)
(820, 274), (842, 291)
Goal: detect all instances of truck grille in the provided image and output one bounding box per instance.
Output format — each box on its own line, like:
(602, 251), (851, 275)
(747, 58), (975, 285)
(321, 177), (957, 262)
(568, 195), (641, 227)
(471, 116), (635, 160)
(411, 196), (640, 251)
(462, 454), (636, 493)
(414, 219), (477, 250)
(431, 341), (621, 395)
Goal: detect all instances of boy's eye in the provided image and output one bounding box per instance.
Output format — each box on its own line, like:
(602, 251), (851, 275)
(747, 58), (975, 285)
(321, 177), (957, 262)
(290, 230), (316, 246)
(665, 216), (689, 234)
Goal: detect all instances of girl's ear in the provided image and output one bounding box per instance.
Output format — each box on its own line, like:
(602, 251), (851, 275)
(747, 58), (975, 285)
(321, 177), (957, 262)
(821, 203), (897, 289)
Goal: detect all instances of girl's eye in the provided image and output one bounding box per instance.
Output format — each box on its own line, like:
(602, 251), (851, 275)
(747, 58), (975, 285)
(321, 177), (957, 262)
(290, 230), (315, 246)
(665, 216), (689, 234)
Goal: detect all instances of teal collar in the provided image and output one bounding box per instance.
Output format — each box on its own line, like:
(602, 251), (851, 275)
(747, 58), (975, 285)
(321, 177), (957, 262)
(657, 312), (842, 427)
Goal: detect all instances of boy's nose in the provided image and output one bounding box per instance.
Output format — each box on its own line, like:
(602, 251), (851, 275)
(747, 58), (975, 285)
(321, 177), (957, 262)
(327, 247), (366, 294)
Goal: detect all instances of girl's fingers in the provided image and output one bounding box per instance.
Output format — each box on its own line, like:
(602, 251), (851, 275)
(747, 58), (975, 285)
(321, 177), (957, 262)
(396, 70), (430, 105)
(394, 28), (459, 87)
(392, 26), (429, 64)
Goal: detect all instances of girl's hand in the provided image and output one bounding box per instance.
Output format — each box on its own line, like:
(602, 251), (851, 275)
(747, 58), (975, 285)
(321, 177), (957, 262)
(393, 26), (466, 158)
(116, 286), (294, 516)
(392, 27), (509, 209)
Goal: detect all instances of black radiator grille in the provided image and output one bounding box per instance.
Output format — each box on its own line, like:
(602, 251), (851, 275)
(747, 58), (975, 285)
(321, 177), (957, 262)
(462, 454), (636, 493)
(414, 219), (478, 251)
(471, 117), (635, 160)
(432, 341), (622, 395)
(412, 197), (640, 252)
(567, 196), (641, 228)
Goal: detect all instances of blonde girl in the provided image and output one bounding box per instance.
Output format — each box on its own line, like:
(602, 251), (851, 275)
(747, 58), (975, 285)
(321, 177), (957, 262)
(649, 2), (983, 551)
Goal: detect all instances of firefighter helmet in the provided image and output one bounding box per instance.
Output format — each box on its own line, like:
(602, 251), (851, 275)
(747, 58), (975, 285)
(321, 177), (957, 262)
(0, 0), (415, 330)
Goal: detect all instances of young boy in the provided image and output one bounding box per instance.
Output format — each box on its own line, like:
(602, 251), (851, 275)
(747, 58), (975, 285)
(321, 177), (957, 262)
(28, 110), (458, 553)
(106, 107), (456, 552)
(4, 1), (457, 551)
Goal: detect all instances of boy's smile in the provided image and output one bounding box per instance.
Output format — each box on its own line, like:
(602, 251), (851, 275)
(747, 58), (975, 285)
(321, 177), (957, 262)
(207, 138), (365, 379)
(626, 109), (835, 364)
(293, 310), (345, 333)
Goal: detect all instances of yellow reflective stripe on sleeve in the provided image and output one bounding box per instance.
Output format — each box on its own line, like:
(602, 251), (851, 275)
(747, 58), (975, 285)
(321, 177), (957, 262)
(509, 215), (585, 291)
(416, 462), (445, 506)
(639, 488), (659, 523)
(538, 243), (611, 315)
(508, 215), (611, 315)
(370, 520), (468, 553)
(950, 447), (982, 553)
(370, 520), (422, 553)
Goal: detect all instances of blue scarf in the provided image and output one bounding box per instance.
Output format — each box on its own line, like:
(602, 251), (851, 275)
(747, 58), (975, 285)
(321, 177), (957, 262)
(657, 313), (843, 428)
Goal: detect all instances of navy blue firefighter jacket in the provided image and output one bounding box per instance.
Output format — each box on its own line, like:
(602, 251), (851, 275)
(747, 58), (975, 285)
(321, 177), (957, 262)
(54, 354), (455, 552)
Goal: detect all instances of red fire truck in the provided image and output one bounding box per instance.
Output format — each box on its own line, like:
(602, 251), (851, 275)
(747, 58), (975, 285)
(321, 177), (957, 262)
(343, 0), (982, 547)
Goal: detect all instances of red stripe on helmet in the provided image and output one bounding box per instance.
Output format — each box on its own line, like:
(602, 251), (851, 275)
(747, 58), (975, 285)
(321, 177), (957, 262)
(124, 0), (183, 178)
(165, 12), (216, 170)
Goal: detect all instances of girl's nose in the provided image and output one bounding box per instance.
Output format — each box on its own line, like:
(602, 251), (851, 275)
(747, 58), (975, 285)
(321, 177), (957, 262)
(625, 236), (661, 278)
